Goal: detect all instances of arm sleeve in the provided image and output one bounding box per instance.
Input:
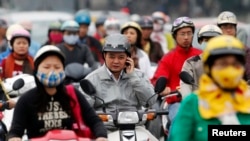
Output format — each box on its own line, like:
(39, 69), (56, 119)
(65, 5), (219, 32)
(74, 88), (107, 138)
(7, 95), (28, 139)
(127, 71), (155, 106)
(168, 94), (196, 141)
(150, 55), (170, 86)
(180, 60), (193, 99)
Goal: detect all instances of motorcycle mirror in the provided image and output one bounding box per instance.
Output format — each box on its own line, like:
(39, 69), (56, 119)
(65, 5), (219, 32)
(154, 76), (167, 94)
(80, 79), (106, 113)
(65, 63), (91, 82)
(179, 71), (195, 85)
(12, 78), (25, 91)
(80, 79), (96, 95)
(145, 76), (168, 109)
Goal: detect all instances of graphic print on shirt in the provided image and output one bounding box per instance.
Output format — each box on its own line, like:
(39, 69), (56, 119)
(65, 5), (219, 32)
(37, 99), (70, 132)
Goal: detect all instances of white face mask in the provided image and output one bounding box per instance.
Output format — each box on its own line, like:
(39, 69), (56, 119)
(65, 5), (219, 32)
(153, 23), (163, 32)
(63, 35), (79, 45)
(198, 42), (207, 51)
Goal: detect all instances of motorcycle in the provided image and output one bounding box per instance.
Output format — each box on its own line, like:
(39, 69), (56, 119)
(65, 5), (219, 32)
(29, 129), (94, 141)
(64, 62), (92, 88)
(80, 76), (169, 141)
(160, 71), (196, 139)
(2, 62), (91, 140)
(0, 78), (25, 141)
(179, 71), (198, 87)
(2, 74), (35, 132)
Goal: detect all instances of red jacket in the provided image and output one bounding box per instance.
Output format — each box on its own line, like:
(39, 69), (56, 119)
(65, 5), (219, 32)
(151, 45), (202, 90)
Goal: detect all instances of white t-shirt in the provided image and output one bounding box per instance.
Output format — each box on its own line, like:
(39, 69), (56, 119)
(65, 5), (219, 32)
(137, 48), (153, 79)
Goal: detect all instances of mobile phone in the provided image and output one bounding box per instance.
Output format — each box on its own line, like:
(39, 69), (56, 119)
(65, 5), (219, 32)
(124, 58), (130, 73)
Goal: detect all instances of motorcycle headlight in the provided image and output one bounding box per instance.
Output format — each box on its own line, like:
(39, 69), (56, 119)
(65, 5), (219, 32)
(117, 111), (139, 124)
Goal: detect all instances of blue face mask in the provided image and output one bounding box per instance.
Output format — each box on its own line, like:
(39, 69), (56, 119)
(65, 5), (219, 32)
(198, 42), (207, 51)
(36, 71), (66, 88)
(63, 35), (79, 45)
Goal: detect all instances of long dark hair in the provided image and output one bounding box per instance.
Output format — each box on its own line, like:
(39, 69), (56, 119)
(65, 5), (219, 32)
(122, 26), (143, 49)
(33, 53), (74, 114)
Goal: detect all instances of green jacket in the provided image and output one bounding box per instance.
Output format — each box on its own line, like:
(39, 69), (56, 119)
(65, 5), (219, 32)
(168, 93), (250, 141)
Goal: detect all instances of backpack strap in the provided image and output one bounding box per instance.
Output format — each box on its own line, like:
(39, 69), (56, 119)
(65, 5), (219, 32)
(65, 84), (94, 138)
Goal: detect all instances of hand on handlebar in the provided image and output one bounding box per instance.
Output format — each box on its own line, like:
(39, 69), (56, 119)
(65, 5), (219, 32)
(8, 137), (22, 141)
(160, 87), (171, 96)
(96, 137), (108, 141)
(7, 99), (16, 109)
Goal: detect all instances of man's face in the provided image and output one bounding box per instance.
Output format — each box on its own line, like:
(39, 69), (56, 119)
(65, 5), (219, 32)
(104, 52), (127, 73)
(220, 24), (236, 37)
(79, 24), (89, 38)
(175, 27), (193, 48)
(142, 27), (153, 40)
(0, 27), (6, 38)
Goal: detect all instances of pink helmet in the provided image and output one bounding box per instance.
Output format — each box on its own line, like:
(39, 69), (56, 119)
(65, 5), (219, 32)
(10, 28), (31, 49)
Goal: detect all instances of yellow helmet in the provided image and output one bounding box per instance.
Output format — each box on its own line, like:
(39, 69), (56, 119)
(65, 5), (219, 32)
(120, 21), (142, 34)
(202, 35), (245, 73)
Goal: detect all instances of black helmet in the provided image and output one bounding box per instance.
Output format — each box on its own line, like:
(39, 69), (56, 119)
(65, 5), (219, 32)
(103, 33), (131, 56)
(95, 16), (107, 27)
(138, 16), (153, 28)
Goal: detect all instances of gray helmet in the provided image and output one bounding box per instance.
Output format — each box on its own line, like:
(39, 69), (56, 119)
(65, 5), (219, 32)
(103, 33), (131, 56)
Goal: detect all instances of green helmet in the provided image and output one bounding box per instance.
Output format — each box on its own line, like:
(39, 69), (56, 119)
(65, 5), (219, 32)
(61, 20), (80, 32)
(49, 21), (62, 31)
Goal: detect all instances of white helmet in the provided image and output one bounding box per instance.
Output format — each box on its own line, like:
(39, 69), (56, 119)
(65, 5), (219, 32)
(152, 11), (170, 23)
(198, 24), (222, 42)
(104, 17), (121, 35)
(6, 24), (25, 41)
(217, 11), (237, 25)
(34, 45), (65, 64)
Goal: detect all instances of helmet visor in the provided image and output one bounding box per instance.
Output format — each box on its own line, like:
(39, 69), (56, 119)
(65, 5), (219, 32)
(173, 17), (193, 28)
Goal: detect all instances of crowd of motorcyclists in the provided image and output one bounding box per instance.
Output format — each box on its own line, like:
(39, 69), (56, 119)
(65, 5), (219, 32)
(0, 8), (248, 141)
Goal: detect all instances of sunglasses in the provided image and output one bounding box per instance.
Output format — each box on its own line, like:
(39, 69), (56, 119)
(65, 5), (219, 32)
(173, 17), (193, 28)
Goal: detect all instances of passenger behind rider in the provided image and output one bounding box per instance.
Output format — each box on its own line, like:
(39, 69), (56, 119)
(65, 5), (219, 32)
(137, 16), (164, 64)
(0, 28), (34, 80)
(0, 19), (8, 54)
(120, 21), (152, 79)
(180, 24), (222, 98)
(19, 20), (41, 57)
(56, 20), (98, 71)
(7, 45), (107, 141)
(82, 33), (158, 141)
(42, 21), (63, 46)
(151, 16), (202, 125)
(216, 11), (250, 83)
(169, 35), (250, 141)
(93, 15), (107, 46)
(0, 24), (31, 63)
(74, 9), (104, 65)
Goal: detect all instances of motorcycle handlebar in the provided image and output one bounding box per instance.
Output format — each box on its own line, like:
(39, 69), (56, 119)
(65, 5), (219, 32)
(156, 111), (169, 115)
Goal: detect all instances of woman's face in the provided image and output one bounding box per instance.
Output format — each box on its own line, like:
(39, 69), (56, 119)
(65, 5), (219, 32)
(38, 55), (64, 74)
(123, 28), (138, 45)
(13, 37), (29, 55)
(212, 55), (243, 70)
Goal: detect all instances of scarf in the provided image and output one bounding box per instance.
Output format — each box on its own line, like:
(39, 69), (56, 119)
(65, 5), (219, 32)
(197, 74), (250, 120)
(4, 52), (34, 78)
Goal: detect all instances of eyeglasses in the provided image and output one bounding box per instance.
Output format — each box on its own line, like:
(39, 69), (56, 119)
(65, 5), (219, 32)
(177, 32), (193, 37)
(173, 17), (193, 28)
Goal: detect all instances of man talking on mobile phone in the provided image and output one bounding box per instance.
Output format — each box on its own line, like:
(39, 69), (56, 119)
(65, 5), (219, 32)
(81, 33), (158, 141)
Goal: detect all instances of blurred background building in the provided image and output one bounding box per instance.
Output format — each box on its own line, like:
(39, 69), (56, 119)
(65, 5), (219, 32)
(0, 0), (249, 22)
(0, 0), (249, 45)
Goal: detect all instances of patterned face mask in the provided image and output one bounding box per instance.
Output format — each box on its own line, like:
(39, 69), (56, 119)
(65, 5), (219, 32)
(36, 71), (66, 87)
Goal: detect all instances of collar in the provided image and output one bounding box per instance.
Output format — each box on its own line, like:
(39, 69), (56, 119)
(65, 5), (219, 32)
(175, 44), (194, 54)
(98, 64), (129, 81)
